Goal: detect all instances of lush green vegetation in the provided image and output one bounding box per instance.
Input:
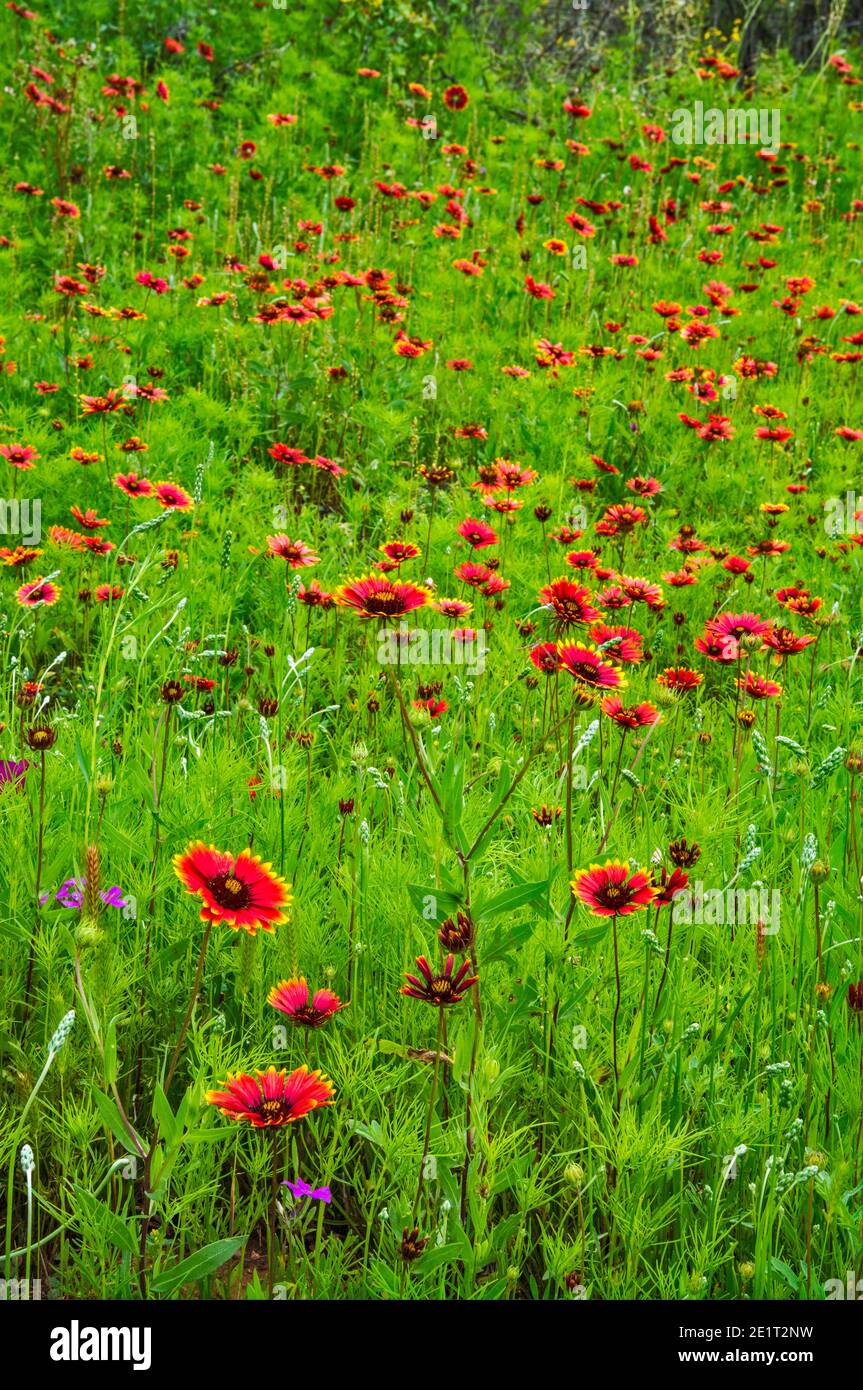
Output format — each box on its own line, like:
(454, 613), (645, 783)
(1, 0), (862, 1301)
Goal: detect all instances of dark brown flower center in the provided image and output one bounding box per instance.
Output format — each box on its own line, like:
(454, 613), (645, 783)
(258, 1097), (292, 1121)
(568, 662), (600, 683)
(208, 873), (251, 909)
(365, 593), (405, 615)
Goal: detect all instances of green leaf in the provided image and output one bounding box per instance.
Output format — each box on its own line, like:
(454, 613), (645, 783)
(92, 1089), (139, 1155)
(150, 1237), (246, 1297)
(474, 877), (550, 921)
(406, 882), (462, 924)
(152, 1083), (182, 1148)
(72, 1185), (138, 1257)
(481, 918), (536, 965)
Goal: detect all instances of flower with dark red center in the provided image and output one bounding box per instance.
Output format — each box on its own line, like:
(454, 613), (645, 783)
(173, 841), (291, 934)
(558, 643), (625, 692)
(571, 861), (657, 917)
(266, 535), (320, 567)
(653, 866), (689, 906)
(379, 539), (421, 566)
(443, 84), (469, 110)
(600, 695), (660, 728)
(16, 576), (61, 607)
(457, 517), (498, 549)
(539, 578), (602, 627)
(401, 954), (478, 1006)
(432, 597), (473, 619)
(589, 623), (644, 664)
(114, 471), (153, 498)
(26, 724), (57, 751)
(656, 667), (703, 693)
(335, 575), (430, 619)
(0, 443), (39, 470)
(761, 627), (816, 656)
(206, 1065), (334, 1127)
(619, 576), (665, 609)
(154, 481), (193, 510)
(268, 977), (347, 1028)
(708, 611), (771, 641)
(694, 631), (739, 663)
(737, 672), (782, 700)
(529, 641), (561, 675)
(80, 389), (125, 414)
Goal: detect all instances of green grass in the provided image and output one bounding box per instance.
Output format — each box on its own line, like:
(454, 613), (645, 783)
(0, 0), (862, 1301)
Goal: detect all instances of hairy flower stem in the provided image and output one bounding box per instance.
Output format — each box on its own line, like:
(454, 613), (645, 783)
(268, 1130), (280, 1297)
(412, 1009), (445, 1228)
(611, 915), (622, 1115)
(134, 705), (173, 1107)
(22, 749), (47, 1031)
(164, 920), (214, 1094)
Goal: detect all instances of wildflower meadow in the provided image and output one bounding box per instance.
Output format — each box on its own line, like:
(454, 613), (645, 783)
(1, 0), (862, 1346)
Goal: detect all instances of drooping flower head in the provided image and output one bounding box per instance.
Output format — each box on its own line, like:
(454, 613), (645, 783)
(206, 1065), (334, 1127)
(173, 841), (291, 933)
(267, 977), (347, 1028)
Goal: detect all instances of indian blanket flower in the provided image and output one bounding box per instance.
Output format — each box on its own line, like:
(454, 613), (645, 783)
(656, 667), (704, 693)
(738, 672), (782, 699)
(266, 535), (320, 567)
(16, 576), (61, 607)
(154, 481), (193, 510)
(335, 575), (430, 618)
(173, 842), (291, 933)
(206, 1065), (334, 1127)
(401, 954), (478, 1006)
(267, 977), (347, 1027)
(599, 695), (660, 728)
(708, 611), (771, 642)
(558, 642), (625, 691)
(0, 443), (39, 470)
(539, 578), (602, 627)
(114, 472), (153, 498)
(572, 861), (657, 917)
(458, 517), (498, 549)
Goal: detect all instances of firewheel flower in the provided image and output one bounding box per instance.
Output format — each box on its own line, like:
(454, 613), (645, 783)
(558, 643), (625, 692)
(401, 954), (478, 1006)
(173, 841), (291, 933)
(267, 977), (347, 1027)
(572, 861), (657, 917)
(335, 574), (430, 619)
(16, 576), (61, 607)
(206, 1065), (334, 1127)
(266, 535), (320, 567)
(599, 695), (660, 728)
